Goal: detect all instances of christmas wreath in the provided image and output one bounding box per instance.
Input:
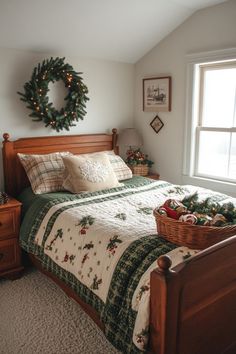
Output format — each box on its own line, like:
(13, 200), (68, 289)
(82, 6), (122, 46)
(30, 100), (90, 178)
(18, 57), (89, 132)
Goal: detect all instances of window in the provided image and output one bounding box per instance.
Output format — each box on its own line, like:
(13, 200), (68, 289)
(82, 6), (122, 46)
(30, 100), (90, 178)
(196, 62), (236, 182)
(183, 49), (236, 196)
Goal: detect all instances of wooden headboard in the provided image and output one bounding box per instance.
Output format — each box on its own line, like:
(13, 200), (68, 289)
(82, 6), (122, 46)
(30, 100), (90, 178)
(2, 129), (118, 197)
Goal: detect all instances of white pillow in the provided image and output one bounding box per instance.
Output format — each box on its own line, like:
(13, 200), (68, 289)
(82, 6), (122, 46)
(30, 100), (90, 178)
(62, 153), (122, 193)
(75, 150), (132, 181)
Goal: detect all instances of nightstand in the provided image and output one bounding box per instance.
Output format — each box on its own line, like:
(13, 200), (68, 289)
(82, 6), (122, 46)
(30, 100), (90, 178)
(147, 173), (160, 180)
(0, 198), (23, 279)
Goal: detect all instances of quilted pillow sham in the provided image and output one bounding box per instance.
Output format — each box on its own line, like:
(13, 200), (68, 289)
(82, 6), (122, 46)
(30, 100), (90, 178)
(17, 152), (71, 194)
(62, 153), (122, 193)
(75, 150), (132, 181)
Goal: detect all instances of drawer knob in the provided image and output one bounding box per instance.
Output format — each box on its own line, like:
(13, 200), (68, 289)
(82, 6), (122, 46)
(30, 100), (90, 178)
(0, 253), (3, 261)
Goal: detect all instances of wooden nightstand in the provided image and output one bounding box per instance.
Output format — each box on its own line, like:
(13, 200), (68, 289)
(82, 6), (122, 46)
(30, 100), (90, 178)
(0, 198), (23, 279)
(147, 173), (160, 180)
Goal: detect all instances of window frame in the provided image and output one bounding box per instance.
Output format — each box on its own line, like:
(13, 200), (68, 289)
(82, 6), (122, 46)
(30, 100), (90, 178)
(183, 48), (236, 197)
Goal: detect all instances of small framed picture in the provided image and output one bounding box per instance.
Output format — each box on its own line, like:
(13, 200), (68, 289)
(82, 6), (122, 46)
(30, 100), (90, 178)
(143, 76), (171, 112)
(150, 115), (164, 134)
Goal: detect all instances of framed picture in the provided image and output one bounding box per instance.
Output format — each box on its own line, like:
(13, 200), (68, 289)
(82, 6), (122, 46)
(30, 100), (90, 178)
(143, 76), (171, 112)
(150, 115), (164, 133)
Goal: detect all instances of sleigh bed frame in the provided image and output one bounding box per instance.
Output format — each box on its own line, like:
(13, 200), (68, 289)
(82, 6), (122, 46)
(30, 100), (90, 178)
(2, 130), (236, 354)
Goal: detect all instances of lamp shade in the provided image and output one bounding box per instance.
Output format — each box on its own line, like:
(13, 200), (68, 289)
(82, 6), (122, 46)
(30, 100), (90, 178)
(118, 128), (143, 147)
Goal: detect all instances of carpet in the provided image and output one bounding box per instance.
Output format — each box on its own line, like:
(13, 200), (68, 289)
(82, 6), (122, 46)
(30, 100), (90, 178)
(0, 268), (120, 354)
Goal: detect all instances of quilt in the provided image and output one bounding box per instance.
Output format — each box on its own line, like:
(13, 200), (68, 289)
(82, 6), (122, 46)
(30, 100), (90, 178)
(19, 177), (233, 353)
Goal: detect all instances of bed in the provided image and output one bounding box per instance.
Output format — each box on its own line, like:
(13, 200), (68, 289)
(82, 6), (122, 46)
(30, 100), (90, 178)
(2, 129), (236, 354)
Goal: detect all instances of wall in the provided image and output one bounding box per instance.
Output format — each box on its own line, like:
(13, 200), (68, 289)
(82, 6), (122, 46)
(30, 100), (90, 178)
(0, 48), (134, 190)
(135, 0), (236, 192)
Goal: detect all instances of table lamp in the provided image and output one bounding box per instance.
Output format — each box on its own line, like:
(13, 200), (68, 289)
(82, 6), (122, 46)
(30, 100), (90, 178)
(118, 128), (143, 150)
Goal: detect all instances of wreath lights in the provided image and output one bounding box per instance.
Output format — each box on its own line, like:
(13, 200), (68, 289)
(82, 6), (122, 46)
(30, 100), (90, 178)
(18, 57), (89, 132)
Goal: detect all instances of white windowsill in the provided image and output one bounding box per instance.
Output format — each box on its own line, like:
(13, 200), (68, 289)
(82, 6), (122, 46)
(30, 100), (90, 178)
(182, 175), (236, 198)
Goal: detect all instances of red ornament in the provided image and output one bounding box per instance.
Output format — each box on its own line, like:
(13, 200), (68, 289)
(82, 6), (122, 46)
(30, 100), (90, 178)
(161, 199), (188, 219)
(164, 207), (179, 219)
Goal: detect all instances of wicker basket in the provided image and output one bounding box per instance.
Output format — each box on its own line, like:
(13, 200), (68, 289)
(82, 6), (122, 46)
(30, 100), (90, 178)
(153, 208), (236, 250)
(128, 164), (149, 176)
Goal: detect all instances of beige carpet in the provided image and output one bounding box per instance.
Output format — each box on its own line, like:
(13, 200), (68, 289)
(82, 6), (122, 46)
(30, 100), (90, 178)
(0, 268), (120, 354)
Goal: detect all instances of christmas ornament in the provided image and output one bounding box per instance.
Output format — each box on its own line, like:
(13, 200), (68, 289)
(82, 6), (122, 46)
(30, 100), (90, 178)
(210, 214), (227, 227)
(163, 199), (188, 219)
(193, 212), (212, 226)
(179, 214), (197, 225)
(18, 57), (89, 132)
(158, 207), (168, 216)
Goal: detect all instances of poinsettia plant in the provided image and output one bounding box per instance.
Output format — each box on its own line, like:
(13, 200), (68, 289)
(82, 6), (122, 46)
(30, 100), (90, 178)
(126, 148), (154, 168)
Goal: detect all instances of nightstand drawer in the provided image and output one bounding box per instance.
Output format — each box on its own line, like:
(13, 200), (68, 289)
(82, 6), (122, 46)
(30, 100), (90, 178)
(0, 209), (18, 239)
(0, 238), (20, 271)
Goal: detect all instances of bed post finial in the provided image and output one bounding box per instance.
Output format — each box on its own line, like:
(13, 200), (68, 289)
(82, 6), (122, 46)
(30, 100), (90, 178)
(112, 128), (118, 150)
(157, 255), (172, 273)
(3, 133), (10, 142)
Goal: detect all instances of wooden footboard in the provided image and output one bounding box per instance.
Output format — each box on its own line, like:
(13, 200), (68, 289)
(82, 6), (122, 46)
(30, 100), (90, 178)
(150, 236), (236, 354)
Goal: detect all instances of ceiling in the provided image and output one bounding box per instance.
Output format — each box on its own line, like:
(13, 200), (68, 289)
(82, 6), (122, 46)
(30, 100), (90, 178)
(0, 0), (227, 63)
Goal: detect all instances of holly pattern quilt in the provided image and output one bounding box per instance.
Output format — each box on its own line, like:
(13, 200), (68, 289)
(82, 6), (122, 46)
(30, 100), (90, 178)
(20, 177), (233, 353)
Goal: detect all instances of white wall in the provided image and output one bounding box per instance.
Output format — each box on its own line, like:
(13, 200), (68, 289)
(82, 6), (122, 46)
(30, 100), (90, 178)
(1, 1), (235, 193)
(135, 0), (236, 191)
(0, 48), (134, 190)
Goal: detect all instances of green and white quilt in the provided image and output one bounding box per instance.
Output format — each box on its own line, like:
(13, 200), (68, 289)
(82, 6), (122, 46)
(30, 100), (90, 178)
(19, 177), (233, 353)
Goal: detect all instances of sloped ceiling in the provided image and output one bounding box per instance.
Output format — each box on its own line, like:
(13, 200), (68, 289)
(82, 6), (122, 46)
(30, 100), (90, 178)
(0, 0), (227, 63)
